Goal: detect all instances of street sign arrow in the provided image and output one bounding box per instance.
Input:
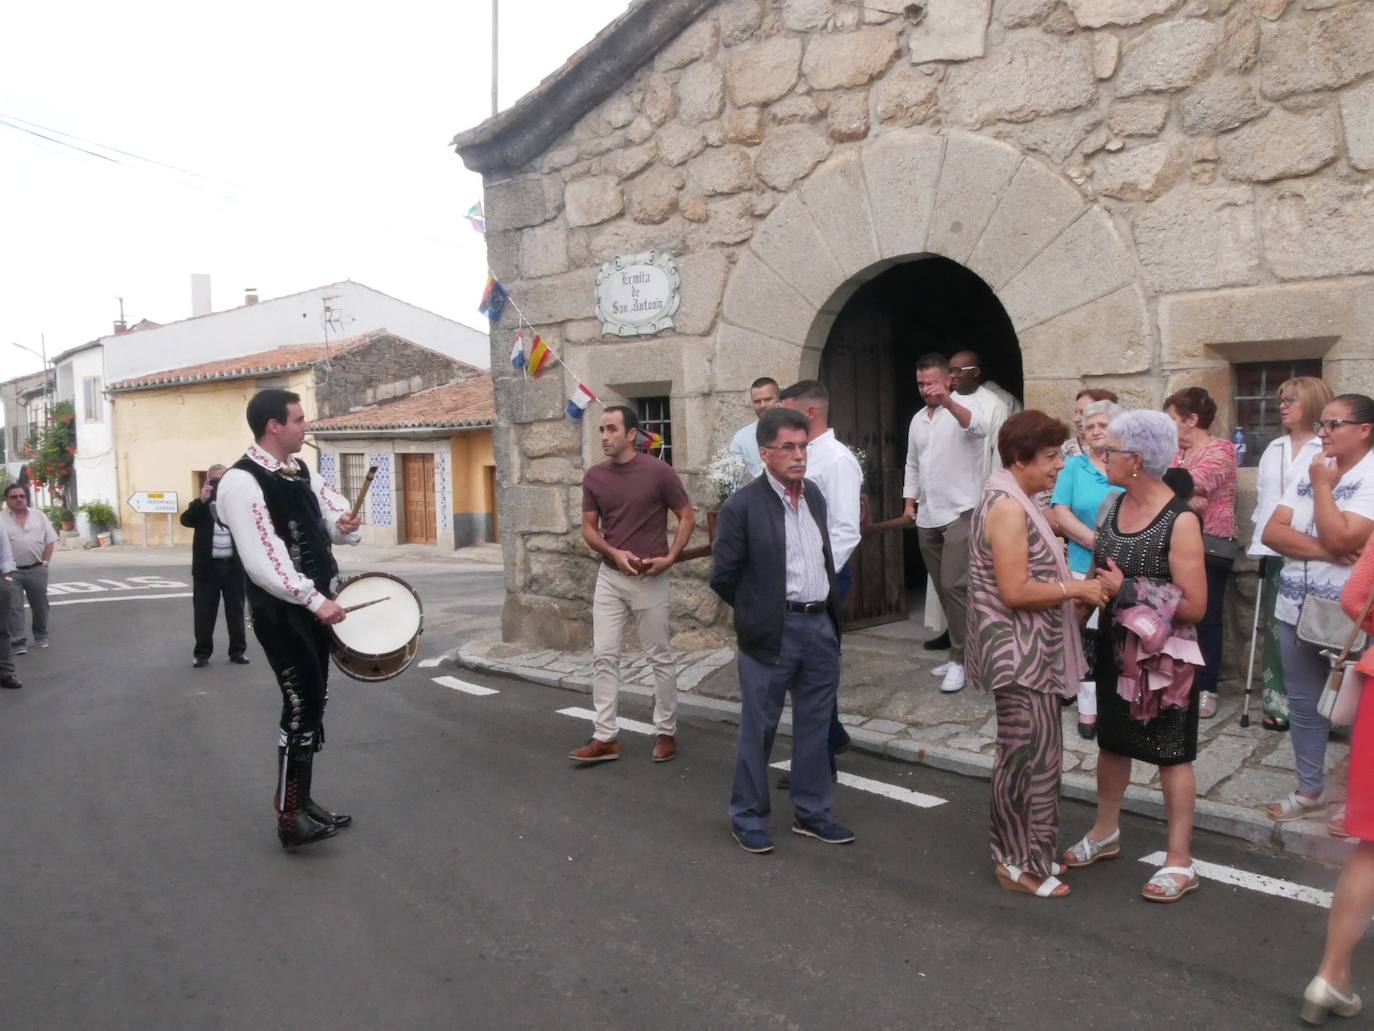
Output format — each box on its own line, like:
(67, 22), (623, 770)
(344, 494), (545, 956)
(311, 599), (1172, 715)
(128, 490), (179, 514)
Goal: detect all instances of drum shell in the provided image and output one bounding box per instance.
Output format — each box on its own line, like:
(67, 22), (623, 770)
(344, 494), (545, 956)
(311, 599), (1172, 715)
(328, 573), (424, 682)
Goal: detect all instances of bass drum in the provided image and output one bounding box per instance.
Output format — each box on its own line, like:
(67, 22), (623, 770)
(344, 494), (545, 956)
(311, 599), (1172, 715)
(329, 573), (424, 682)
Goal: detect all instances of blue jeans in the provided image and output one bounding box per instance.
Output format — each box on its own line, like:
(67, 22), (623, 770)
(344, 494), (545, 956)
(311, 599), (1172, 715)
(730, 612), (840, 832)
(1277, 620), (1332, 796)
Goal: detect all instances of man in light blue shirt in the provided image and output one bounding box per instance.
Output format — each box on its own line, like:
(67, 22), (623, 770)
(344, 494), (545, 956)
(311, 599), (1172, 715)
(727, 377), (782, 480)
(0, 491), (21, 689)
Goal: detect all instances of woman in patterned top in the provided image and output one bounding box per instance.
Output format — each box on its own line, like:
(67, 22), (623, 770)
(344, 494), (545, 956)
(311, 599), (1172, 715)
(967, 411), (1107, 899)
(1165, 387), (1238, 720)
(1261, 393), (1374, 826)
(1061, 410), (1208, 903)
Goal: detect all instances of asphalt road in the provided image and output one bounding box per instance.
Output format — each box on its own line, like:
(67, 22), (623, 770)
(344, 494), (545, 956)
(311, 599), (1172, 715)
(0, 562), (1353, 1030)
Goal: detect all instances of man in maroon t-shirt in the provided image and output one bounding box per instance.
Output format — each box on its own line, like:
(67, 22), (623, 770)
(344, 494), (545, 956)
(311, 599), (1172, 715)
(571, 406), (694, 765)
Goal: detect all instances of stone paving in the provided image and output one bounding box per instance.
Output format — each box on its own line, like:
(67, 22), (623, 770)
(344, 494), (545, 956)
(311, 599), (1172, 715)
(456, 620), (1356, 864)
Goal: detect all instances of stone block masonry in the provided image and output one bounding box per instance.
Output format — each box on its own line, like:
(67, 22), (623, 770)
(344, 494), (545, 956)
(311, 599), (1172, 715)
(457, 0), (1374, 650)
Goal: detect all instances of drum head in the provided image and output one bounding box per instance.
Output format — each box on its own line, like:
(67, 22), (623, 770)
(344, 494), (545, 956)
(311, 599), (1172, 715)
(332, 573), (423, 654)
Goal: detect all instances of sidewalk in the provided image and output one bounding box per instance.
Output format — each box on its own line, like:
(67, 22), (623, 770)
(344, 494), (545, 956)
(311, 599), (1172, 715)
(53, 538), (505, 573)
(456, 611), (1355, 865)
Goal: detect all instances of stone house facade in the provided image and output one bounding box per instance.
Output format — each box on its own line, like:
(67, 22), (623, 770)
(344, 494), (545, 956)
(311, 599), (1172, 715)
(455, 0), (1374, 651)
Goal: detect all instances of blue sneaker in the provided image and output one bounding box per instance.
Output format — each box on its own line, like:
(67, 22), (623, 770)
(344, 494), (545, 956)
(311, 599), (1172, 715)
(732, 828), (774, 854)
(791, 818), (855, 845)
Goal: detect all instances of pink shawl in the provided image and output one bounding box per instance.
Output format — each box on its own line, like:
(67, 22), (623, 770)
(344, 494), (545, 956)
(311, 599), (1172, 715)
(987, 467), (1088, 695)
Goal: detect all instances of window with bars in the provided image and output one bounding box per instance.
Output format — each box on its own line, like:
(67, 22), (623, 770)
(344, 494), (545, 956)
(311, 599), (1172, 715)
(1233, 358), (1324, 468)
(338, 453), (369, 524)
(635, 396), (674, 465)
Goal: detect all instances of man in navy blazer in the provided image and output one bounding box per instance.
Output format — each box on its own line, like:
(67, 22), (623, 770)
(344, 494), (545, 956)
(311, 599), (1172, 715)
(710, 406), (854, 854)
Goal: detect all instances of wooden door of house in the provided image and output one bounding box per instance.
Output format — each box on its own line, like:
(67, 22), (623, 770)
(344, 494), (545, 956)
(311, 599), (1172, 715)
(820, 282), (909, 630)
(402, 454), (437, 544)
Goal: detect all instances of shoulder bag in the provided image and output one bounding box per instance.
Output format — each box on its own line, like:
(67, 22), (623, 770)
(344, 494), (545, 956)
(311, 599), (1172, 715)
(1316, 582), (1374, 726)
(1298, 562), (1370, 653)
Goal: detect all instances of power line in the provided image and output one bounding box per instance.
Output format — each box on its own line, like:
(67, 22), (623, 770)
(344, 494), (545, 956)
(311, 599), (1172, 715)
(0, 111), (205, 178)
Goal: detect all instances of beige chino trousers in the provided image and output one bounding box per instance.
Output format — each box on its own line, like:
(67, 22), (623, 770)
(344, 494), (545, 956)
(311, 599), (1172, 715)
(591, 565), (678, 741)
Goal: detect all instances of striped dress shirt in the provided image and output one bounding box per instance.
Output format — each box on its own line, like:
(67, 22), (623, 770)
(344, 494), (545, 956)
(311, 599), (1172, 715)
(764, 470), (830, 603)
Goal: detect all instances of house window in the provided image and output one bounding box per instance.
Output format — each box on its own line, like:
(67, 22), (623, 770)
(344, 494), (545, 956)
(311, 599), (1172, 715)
(635, 396), (674, 465)
(338, 452), (369, 524)
(82, 377), (103, 423)
(1233, 358), (1324, 468)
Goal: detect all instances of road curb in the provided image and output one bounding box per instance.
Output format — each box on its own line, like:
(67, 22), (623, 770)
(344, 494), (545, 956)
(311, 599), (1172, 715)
(449, 650), (1354, 866)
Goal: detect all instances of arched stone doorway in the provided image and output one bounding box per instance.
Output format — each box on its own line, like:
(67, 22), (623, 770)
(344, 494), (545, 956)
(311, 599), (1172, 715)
(716, 129), (1151, 628)
(821, 257), (1020, 627)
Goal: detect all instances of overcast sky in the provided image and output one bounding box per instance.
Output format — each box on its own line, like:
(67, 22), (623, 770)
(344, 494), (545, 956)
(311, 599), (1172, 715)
(0, 0), (629, 382)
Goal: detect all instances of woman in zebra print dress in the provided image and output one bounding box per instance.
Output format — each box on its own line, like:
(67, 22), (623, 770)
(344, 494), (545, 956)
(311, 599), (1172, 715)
(967, 411), (1106, 899)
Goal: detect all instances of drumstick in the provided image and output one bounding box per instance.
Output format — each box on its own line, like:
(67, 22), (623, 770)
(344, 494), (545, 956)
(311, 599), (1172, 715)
(342, 597), (388, 614)
(349, 465), (379, 520)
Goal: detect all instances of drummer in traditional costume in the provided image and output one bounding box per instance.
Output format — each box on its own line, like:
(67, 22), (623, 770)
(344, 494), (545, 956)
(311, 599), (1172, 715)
(216, 389), (362, 850)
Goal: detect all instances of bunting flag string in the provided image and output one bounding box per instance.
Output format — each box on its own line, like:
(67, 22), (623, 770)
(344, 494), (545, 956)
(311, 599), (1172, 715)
(466, 201), (486, 235)
(480, 266), (665, 456)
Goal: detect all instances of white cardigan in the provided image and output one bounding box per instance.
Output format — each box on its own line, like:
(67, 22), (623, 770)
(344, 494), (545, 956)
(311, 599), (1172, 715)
(1248, 433), (1324, 558)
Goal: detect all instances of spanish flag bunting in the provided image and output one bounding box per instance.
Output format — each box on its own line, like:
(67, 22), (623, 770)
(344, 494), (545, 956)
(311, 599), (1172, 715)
(527, 334), (552, 378)
(638, 429), (664, 453)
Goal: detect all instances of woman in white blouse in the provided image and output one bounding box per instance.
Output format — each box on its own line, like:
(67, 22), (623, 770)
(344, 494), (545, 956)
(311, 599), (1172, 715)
(1248, 377), (1332, 732)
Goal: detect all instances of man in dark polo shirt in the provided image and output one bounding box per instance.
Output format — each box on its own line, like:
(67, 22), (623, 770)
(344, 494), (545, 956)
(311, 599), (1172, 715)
(571, 405), (694, 765)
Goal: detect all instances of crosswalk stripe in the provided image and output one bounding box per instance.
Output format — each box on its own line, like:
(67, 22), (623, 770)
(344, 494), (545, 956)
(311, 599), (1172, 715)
(418, 657), (443, 669)
(771, 760), (947, 809)
(432, 675), (500, 697)
(1138, 851), (1333, 909)
(556, 706), (657, 736)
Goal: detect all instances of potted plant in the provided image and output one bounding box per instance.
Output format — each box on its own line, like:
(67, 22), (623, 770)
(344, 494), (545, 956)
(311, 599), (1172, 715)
(78, 500), (119, 546)
(45, 505), (75, 531)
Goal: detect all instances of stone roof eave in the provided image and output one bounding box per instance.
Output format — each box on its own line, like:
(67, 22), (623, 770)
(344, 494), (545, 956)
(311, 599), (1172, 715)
(451, 0), (718, 175)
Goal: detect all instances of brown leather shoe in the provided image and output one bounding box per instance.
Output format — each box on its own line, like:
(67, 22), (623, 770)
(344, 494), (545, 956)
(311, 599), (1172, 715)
(569, 738), (620, 764)
(652, 734), (677, 763)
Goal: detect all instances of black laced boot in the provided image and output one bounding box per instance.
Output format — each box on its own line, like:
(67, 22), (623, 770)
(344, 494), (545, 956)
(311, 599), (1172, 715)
(276, 745), (337, 850)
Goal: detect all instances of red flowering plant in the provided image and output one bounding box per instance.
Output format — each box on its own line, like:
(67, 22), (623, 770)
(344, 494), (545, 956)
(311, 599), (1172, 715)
(26, 400), (76, 506)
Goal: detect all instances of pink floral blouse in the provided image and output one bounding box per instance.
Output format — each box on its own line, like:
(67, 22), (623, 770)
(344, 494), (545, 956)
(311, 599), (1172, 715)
(1172, 436), (1238, 538)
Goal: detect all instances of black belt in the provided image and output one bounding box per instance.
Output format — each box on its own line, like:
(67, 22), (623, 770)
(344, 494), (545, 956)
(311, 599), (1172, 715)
(16, 562), (42, 570)
(785, 600), (827, 615)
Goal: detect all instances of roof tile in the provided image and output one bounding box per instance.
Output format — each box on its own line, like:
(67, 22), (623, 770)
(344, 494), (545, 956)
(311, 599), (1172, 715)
(309, 375), (495, 433)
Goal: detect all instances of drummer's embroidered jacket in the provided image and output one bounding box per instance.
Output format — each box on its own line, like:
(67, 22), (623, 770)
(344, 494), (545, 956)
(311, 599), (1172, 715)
(216, 444), (361, 613)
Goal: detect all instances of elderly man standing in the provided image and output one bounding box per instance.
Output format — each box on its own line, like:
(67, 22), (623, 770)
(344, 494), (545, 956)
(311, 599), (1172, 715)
(903, 353), (990, 693)
(0, 505), (21, 689)
(727, 377), (782, 480)
(572, 405), (694, 766)
(712, 406), (854, 854)
(180, 464), (249, 669)
(1, 483), (57, 655)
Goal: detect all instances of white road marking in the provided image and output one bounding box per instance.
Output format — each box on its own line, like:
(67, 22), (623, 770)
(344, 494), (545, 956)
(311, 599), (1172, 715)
(771, 760), (947, 809)
(557, 706), (657, 736)
(50, 592), (194, 607)
(1138, 851), (1334, 909)
(418, 657), (443, 669)
(433, 676), (499, 697)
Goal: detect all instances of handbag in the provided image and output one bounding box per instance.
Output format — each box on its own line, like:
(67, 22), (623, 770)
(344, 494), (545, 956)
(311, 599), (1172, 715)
(1203, 534), (1242, 568)
(1297, 562), (1370, 652)
(1316, 580), (1374, 725)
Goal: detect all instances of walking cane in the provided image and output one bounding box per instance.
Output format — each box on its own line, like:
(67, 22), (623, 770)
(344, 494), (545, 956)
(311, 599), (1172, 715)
(1239, 558), (1266, 729)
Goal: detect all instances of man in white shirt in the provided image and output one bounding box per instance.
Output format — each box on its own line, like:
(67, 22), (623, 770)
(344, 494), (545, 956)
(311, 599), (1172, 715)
(727, 377), (782, 480)
(779, 379), (862, 776)
(216, 389), (362, 851)
(0, 502), (21, 689)
(951, 349), (1022, 480)
(1, 483), (58, 655)
(903, 354), (990, 693)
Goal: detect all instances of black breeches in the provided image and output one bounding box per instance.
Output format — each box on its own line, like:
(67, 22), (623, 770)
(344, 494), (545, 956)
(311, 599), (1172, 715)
(252, 602), (333, 751)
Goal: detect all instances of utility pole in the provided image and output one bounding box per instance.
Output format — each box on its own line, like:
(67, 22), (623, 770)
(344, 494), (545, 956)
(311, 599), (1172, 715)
(491, 0), (499, 117)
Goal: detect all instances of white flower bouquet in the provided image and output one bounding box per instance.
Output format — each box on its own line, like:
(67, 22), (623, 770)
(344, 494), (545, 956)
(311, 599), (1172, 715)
(704, 448), (749, 505)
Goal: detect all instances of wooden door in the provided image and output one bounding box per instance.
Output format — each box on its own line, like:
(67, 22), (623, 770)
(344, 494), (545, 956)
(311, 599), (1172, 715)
(485, 465), (499, 543)
(402, 454), (437, 544)
(821, 281), (909, 630)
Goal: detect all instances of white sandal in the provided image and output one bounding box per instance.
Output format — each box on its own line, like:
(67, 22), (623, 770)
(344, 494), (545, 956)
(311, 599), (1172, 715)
(1268, 790), (1328, 823)
(1061, 828), (1121, 868)
(996, 863), (1069, 898)
(1141, 864), (1200, 904)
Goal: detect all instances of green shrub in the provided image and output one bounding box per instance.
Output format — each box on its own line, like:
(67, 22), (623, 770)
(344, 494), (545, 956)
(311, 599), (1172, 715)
(78, 500), (119, 530)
